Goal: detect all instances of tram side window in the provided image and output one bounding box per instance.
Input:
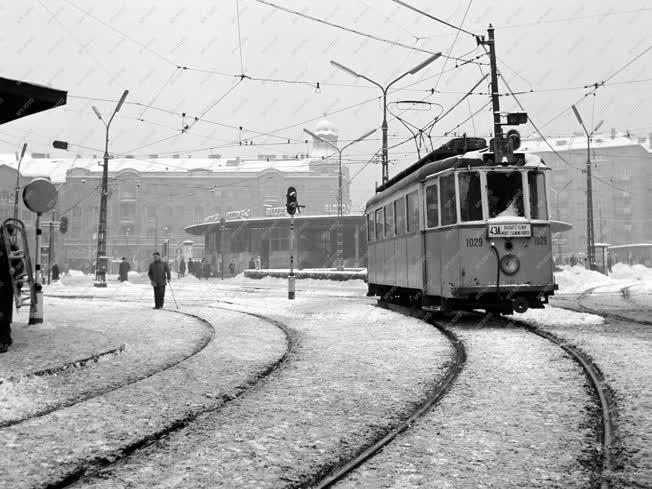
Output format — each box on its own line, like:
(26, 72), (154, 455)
(406, 191), (419, 232)
(440, 173), (457, 226)
(375, 208), (384, 240)
(384, 204), (394, 238)
(425, 183), (439, 228)
(367, 213), (375, 242)
(394, 197), (406, 235)
(459, 171), (483, 221)
(528, 171), (548, 219)
(487, 171), (525, 218)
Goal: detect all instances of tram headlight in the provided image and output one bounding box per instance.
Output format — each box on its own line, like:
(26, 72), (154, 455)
(500, 254), (520, 275)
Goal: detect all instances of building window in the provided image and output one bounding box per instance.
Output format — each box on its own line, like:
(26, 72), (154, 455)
(440, 173), (457, 226)
(394, 197), (406, 235)
(425, 183), (439, 228)
(375, 208), (384, 240)
(406, 190), (419, 233)
(271, 227), (289, 251)
(459, 171), (482, 222)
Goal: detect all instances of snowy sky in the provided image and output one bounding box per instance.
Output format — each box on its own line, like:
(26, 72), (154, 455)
(0, 0), (650, 209)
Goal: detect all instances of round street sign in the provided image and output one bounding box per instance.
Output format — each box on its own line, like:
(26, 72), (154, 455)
(23, 178), (58, 214)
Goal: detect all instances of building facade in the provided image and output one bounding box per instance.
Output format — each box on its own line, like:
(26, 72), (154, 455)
(523, 132), (652, 259)
(0, 119), (352, 271)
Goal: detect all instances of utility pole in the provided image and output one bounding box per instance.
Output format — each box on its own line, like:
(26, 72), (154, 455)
(47, 210), (55, 285)
(571, 107), (602, 271)
(91, 90), (129, 287)
(487, 25), (502, 163)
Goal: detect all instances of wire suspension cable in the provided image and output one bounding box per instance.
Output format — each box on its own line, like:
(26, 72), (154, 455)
(390, 0), (478, 36)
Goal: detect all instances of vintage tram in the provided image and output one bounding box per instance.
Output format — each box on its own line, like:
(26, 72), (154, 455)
(366, 137), (557, 314)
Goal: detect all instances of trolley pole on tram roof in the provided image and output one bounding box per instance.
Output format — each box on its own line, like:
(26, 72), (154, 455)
(486, 24), (502, 164)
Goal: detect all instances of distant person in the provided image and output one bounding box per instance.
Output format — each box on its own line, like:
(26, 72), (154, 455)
(119, 257), (130, 282)
(188, 258), (195, 276)
(51, 263), (60, 282)
(606, 253), (613, 274)
(229, 261), (236, 276)
(248, 257), (255, 269)
(570, 254), (577, 267)
(148, 251), (171, 309)
(178, 257), (186, 279)
(254, 256), (261, 270)
(201, 258), (211, 279)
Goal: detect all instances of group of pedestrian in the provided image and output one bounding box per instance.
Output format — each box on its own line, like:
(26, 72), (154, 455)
(248, 256), (262, 270)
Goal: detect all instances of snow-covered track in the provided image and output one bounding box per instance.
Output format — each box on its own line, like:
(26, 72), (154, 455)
(24, 298), (295, 489)
(499, 315), (616, 489)
(0, 305), (216, 430)
(306, 300), (466, 489)
(577, 285), (652, 326)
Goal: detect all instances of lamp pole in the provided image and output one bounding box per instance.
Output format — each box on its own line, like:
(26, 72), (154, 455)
(13, 142), (28, 220)
(303, 127), (376, 270)
(571, 105), (603, 270)
(92, 90), (129, 287)
(330, 53), (441, 185)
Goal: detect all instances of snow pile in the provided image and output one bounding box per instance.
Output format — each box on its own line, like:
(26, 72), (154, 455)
(554, 266), (616, 294)
(244, 269), (366, 281)
(610, 263), (652, 281)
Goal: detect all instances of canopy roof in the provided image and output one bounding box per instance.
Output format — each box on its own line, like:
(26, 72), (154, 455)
(0, 77), (67, 125)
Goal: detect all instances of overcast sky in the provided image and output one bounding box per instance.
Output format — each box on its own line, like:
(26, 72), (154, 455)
(1, 0), (650, 209)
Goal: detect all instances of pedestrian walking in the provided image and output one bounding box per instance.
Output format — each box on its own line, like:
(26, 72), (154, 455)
(178, 257), (186, 278)
(119, 257), (130, 282)
(248, 256), (255, 269)
(188, 258), (195, 277)
(570, 254), (577, 267)
(606, 252), (613, 274)
(254, 255), (261, 270)
(201, 258), (211, 279)
(229, 261), (235, 276)
(148, 251), (171, 309)
(51, 262), (60, 282)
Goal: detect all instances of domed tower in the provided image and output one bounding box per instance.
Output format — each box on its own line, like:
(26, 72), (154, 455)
(310, 117), (339, 158)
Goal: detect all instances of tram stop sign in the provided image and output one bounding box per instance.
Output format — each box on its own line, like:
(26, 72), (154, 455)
(23, 178), (58, 214)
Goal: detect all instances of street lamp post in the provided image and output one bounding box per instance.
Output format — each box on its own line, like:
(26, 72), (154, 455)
(13, 142), (28, 220)
(303, 127), (376, 271)
(91, 90), (129, 287)
(571, 105), (603, 270)
(330, 53), (441, 185)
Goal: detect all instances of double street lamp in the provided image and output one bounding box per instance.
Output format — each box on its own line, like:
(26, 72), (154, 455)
(91, 90), (129, 287)
(303, 127), (376, 271)
(571, 105), (603, 270)
(330, 52), (441, 185)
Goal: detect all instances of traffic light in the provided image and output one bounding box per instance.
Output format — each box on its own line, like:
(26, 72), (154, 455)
(59, 216), (68, 234)
(286, 187), (298, 215)
(506, 129), (521, 151)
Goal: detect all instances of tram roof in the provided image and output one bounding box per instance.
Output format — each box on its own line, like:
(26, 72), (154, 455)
(366, 149), (546, 210)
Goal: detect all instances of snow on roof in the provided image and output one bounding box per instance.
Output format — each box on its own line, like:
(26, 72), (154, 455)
(521, 133), (652, 154)
(0, 154), (315, 182)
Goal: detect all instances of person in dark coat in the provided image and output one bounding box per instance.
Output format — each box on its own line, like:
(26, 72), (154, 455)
(0, 224), (15, 352)
(118, 257), (130, 282)
(229, 261), (235, 276)
(188, 258), (195, 277)
(51, 263), (60, 281)
(248, 257), (255, 269)
(178, 258), (186, 279)
(201, 258), (211, 279)
(148, 252), (171, 309)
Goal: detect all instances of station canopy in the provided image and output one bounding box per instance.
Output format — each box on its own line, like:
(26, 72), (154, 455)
(0, 76), (67, 125)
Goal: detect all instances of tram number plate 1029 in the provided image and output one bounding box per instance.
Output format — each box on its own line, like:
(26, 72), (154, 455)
(487, 223), (531, 238)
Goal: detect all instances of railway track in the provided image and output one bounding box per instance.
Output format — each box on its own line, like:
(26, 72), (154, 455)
(308, 301), (616, 489)
(577, 285), (652, 326)
(6, 295), (295, 489)
(306, 300), (467, 489)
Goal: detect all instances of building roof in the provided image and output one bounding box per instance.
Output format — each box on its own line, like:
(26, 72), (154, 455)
(185, 213), (365, 235)
(0, 154), (319, 183)
(521, 133), (652, 154)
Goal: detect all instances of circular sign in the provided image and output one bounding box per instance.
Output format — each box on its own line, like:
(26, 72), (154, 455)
(23, 178), (58, 214)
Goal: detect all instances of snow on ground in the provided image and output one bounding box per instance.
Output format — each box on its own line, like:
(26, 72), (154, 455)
(337, 321), (593, 488)
(554, 264), (652, 295)
(519, 306), (604, 327)
(2, 305), (287, 489)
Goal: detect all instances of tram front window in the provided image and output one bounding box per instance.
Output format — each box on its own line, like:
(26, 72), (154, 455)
(528, 171), (548, 219)
(487, 171), (524, 218)
(459, 171), (482, 221)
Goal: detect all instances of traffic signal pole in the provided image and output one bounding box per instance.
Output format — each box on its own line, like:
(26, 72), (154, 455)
(288, 214), (295, 300)
(487, 25), (502, 164)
